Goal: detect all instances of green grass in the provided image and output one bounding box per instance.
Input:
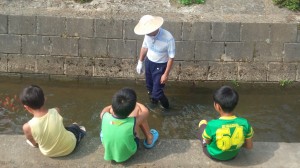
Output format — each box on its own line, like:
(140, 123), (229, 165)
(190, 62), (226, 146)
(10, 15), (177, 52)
(179, 0), (205, 6)
(273, 0), (300, 11)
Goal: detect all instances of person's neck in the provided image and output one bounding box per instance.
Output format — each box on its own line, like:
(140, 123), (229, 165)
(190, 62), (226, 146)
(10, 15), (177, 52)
(32, 107), (48, 117)
(148, 29), (160, 37)
(153, 29), (159, 36)
(219, 111), (234, 117)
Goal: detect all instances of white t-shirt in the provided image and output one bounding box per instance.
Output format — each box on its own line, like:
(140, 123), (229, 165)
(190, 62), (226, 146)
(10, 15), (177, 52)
(142, 28), (175, 63)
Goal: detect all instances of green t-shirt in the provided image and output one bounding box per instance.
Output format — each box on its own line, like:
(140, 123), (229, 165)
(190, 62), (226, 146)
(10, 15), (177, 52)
(101, 112), (137, 162)
(202, 116), (254, 161)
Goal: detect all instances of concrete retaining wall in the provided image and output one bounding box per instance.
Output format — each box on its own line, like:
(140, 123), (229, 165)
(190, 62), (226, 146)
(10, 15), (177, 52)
(0, 14), (299, 82)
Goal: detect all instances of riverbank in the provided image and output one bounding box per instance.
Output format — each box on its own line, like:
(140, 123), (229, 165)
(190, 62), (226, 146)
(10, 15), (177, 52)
(1, 135), (299, 167)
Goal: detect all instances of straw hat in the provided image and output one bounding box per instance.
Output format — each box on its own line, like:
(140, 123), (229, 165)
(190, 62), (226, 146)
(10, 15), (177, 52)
(134, 15), (164, 35)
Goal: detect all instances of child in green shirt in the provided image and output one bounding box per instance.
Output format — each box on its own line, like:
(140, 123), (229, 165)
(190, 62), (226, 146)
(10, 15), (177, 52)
(197, 85), (254, 161)
(100, 88), (159, 162)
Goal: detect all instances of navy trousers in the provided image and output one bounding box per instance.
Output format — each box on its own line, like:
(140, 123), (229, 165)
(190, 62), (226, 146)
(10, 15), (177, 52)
(145, 57), (167, 100)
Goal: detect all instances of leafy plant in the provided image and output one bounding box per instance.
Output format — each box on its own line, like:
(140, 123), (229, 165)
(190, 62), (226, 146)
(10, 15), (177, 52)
(231, 80), (239, 87)
(179, 0), (205, 6)
(279, 79), (292, 87)
(74, 0), (92, 4)
(273, 0), (300, 11)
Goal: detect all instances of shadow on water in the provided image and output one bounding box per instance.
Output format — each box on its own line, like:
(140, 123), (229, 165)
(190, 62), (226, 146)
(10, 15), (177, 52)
(1, 78), (300, 143)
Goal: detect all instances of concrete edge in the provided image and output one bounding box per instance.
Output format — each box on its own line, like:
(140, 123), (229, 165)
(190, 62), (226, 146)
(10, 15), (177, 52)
(1, 135), (300, 167)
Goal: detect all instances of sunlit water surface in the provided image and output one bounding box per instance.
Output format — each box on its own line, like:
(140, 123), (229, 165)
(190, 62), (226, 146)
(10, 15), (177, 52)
(1, 78), (300, 142)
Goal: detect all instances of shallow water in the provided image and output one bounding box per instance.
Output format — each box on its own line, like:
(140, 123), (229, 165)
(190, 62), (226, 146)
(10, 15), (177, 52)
(0, 78), (300, 142)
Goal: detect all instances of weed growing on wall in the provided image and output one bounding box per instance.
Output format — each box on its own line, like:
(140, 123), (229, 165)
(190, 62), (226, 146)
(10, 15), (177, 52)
(179, 0), (205, 6)
(231, 80), (240, 87)
(279, 79), (292, 87)
(273, 0), (300, 11)
(74, 0), (92, 3)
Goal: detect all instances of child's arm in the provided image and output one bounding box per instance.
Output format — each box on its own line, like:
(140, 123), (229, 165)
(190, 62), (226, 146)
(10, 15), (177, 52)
(22, 123), (38, 147)
(100, 105), (112, 119)
(243, 138), (253, 149)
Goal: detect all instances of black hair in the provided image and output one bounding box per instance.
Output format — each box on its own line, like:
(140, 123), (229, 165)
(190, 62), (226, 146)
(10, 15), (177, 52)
(112, 88), (137, 118)
(213, 85), (239, 113)
(19, 85), (45, 110)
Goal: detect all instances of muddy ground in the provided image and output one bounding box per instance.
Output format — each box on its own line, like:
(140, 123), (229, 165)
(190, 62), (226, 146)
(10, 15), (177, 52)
(0, 0), (299, 23)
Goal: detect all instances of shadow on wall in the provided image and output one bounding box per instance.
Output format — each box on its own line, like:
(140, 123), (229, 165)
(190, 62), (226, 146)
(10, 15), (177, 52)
(122, 139), (191, 166)
(223, 142), (279, 167)
(55, 136), (100, 160)
(55, 138), (191, 165)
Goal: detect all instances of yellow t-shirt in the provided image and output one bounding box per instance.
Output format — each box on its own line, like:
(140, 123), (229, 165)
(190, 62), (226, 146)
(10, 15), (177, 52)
(28, 108), (76, 157)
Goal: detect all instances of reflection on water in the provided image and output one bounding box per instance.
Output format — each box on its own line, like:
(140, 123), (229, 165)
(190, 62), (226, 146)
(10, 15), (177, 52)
(0, 78), (300, 142)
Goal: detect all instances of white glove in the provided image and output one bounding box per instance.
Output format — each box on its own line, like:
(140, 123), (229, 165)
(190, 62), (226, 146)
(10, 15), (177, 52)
(136, 60), (143, 74)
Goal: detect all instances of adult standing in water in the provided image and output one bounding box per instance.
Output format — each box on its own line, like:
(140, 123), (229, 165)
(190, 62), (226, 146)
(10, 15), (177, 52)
(134, 15), (175, 109)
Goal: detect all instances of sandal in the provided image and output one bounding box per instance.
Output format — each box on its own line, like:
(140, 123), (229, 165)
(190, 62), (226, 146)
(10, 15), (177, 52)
(73, 122), (86, 134)
(26, 139), (37, 148)
(79, 126), (86, 132)
(143, 129), (159, 149)
(198, 120), (207, 128)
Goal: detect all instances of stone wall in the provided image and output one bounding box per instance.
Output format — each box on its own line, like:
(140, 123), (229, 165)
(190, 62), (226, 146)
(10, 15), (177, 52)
(0, 14), (299, 82)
